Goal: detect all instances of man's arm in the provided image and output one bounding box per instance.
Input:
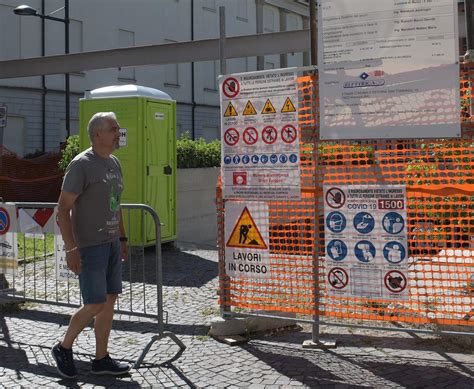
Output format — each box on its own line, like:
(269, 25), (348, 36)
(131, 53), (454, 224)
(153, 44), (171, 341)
(57, 190), (81, 275)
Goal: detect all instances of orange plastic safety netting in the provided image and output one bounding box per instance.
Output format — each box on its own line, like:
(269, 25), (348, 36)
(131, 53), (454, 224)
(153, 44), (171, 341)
(217, 64), (473, 327)
(0, 147), (63, 202)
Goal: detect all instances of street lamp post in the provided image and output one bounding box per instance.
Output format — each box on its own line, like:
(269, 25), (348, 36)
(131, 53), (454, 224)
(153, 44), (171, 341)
(14, 1), (70, 139)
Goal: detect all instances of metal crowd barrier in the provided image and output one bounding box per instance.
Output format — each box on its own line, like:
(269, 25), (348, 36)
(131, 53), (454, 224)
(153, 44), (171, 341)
(0, 202), (185, 368)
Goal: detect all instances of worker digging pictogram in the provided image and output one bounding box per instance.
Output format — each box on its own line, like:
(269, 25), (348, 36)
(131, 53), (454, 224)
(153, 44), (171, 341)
(226, 207), (268, 249)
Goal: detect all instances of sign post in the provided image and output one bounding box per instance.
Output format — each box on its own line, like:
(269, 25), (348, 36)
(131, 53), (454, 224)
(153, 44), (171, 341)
(0, 106), (7, 292)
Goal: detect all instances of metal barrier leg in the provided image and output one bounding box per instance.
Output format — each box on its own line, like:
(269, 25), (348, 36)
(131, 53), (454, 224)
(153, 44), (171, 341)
(134, 332), (187, 369)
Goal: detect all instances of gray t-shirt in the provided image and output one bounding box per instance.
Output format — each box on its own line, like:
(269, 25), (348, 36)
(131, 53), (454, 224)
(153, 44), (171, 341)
(62, 147), (123, 248)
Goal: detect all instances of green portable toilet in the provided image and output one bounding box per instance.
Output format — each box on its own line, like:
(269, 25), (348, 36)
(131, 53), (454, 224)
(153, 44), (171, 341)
(79, 85), (177, 245)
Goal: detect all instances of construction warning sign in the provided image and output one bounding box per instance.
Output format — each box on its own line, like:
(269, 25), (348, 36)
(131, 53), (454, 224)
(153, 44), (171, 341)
(219, 68), (300, 201)
(225, 201), (270, 279)
(224, 102), (238, 117)
(242, 100), (257, 116)
(323, 185), (409, 300)
(261, 99), (276, 114)
(281, 97), (296, 113)
(227, 207), (268, 249)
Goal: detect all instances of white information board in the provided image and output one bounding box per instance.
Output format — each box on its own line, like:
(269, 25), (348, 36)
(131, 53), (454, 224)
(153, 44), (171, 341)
(318, 0), (460, 140)
(324, 185), (409, 300)
(0, 204), (18, 275)
(224, 201), (270, 279)
(219, 68), (301, 201)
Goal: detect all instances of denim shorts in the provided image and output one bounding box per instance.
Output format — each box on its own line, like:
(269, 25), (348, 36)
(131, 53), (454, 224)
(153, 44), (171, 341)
(79, 240), (122, 305)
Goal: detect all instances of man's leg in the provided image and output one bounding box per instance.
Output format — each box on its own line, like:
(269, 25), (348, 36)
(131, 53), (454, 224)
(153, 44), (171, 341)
(94, 293), (118, 359)
(62, 303), (105, 349)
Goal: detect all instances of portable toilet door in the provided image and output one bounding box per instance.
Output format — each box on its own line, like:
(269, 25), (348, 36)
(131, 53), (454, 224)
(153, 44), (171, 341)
(144, 100), (177, 243)
(79, 85), (177, 244)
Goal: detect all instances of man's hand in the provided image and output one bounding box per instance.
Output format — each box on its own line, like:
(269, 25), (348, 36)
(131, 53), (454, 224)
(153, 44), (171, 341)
(66, 250), (81, 275)
(121, 241), (129, 261)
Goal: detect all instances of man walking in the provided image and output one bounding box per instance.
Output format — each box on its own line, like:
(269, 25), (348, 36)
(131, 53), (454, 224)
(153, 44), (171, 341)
(52, 112), (130, 378)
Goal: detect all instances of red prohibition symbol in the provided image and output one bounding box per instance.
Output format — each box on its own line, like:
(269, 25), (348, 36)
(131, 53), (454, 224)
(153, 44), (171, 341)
(281, 124), (297, 143)
(224, 128), (239, 146)
(262, 126), (277, 144)
(222, 77), (240, 98)
(243, 127), (258, 145)
(384, 270), (407, 293)
(328, 267), (348, 290)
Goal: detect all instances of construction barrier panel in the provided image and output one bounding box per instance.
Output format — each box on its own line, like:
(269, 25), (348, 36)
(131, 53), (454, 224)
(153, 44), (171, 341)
(217, 64), (473, 331)
(0, 202), (185, 367)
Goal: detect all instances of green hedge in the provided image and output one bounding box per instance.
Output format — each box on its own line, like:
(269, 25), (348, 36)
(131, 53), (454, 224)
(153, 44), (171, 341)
(176, 133), (221, 168)
(59, 133), (221, 171)
(58, 135), (80, 171)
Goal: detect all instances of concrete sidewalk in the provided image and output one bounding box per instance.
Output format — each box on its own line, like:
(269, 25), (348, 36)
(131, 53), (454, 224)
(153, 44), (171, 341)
(0, 245), (472, 388)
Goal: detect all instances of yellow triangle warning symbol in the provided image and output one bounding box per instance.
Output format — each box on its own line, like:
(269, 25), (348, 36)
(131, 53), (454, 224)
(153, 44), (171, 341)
(261, 99), (276, 114)
(242, 100), (257, 116)
(226, 207), (268, 249)
(281, 97), (296, 113)
(224, 102), (238, 117)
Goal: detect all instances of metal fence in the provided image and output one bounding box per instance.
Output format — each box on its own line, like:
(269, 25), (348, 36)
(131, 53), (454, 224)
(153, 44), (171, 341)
(0, 202), (185, 367)
(217, 64), (474, 340)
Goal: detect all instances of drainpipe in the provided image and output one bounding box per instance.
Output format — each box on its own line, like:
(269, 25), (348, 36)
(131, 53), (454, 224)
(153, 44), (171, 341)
(465, 0), (473, 61)
(41, 0), (46, 152)
(256, 0), (264, 70)
(279, 8), (288, 68)
(310, 0), (317, 65)
(191, 0), (196, 139)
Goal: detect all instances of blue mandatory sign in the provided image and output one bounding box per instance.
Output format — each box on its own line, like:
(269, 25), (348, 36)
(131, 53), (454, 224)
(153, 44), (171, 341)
(354, 240), (376, 263)
(289, 154), (298, 163)
(327, 239), (348, 261)
(383, 241), (406, 264)
(260, 155), (269, 164)
(233, 155), (241, 164)
(251, 155), (259, 164)
(0, 208), (10, 234)
(353, 212), (375, 234)
(242, 155), (250, 164)
(270, 154), (278, 164)
(224, 156), (232, 165)
(326, 211), (347, 233)
(382, 212), (405, 234)
(279, 154), (288, 163)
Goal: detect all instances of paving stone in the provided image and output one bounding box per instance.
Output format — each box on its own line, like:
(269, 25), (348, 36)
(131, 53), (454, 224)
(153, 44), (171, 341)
(0, 247), (473, 387)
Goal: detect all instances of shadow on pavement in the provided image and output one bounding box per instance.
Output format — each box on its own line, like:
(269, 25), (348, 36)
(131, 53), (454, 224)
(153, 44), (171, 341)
(122, 247), (218, 287)
(363, 360), (473, 388)
(240, 341), (368, 388)
(253, 326), (473, 354)
(1, 309), (209, 337)
(0, 345), (141, 387)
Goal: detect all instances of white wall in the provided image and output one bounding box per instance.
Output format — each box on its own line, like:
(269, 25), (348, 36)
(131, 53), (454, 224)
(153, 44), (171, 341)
(0, 0), (308, 153)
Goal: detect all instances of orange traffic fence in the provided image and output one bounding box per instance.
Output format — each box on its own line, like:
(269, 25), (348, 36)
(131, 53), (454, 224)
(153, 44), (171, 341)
(217, 64), (473, 330)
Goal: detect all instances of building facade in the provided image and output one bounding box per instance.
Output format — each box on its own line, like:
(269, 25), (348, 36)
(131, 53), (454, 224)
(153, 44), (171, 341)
(0, 0), (310, 156)
(0, 0), (469, 156)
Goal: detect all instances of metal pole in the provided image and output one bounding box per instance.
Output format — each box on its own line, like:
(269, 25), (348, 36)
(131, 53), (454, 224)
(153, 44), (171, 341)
(465, 0), (473, 61)
(256, 0), (264, 70)
(0, 107), (6, 291)
(191, 0), (196, 140)
(64, 0), (70, 138)
(219, 6), (226, 75)
(311, 0), (319, 344)
(310, 0), (317, 65)
(41, 0), (46, 152)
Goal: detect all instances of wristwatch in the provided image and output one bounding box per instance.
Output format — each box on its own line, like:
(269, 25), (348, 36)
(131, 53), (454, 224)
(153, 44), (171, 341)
(119, 236), (128, 242)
